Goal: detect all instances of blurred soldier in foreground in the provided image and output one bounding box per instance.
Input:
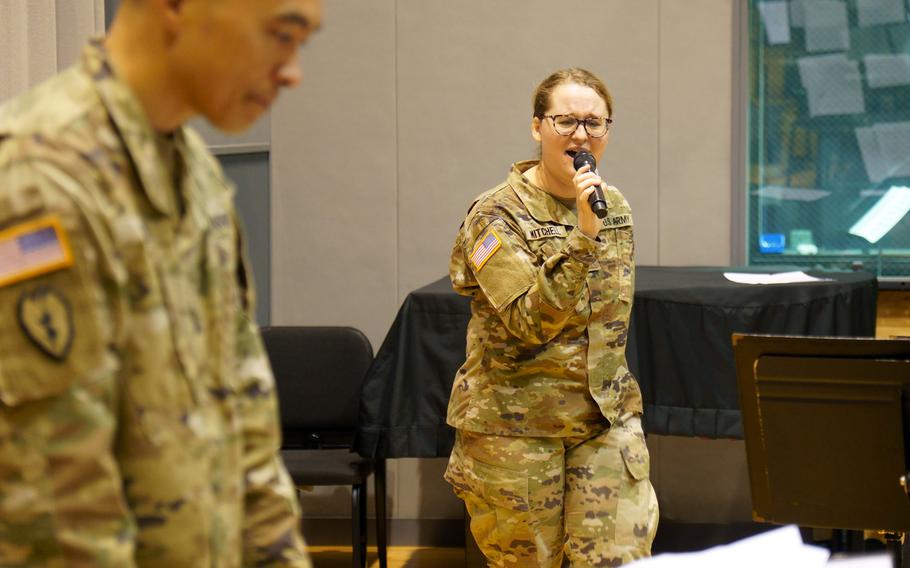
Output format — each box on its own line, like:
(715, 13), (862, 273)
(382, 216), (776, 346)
(0, 0), (322, 565)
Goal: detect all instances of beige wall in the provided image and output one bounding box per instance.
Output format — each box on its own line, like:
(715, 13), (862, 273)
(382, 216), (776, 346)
(0, 0), (105, 102)
(271, 0), (737, 522)
(270, 0), (735, 386)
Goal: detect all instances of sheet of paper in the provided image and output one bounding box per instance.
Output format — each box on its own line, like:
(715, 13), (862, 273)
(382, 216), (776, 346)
(628, 525), (830, 567)
(857, 122), (910, 182)
(873, 121), (910, 178)
(855, 127), (891, 183)
(716, 525), (829, 567)
(759, 1), (792, 45)
(849, 185), (910, 243)
(798, 54), (865, 117)
(856, 0), (906, 26)
(753, 185), (831, 202)
(864, 54), (910, 88)
(724, 272), (832, 285)
(804, 0), (850, 52)
(828, 554), (893, 567)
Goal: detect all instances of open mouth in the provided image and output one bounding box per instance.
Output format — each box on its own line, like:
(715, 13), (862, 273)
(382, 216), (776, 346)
(566, 149), (579, 159)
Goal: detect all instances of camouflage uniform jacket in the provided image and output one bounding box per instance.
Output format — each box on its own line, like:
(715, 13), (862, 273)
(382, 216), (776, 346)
(447, 160), (643, 437)
(0, 41), (310, 567)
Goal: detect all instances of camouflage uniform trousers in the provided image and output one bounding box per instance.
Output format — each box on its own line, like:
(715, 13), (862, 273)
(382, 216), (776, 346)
(445, 414), (658, 567)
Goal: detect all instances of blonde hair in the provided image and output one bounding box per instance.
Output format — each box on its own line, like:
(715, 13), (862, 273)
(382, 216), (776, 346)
(532, 68), (613, 118)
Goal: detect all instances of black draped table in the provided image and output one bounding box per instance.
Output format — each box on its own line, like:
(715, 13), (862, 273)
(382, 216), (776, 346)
(356, 267), (877, 459)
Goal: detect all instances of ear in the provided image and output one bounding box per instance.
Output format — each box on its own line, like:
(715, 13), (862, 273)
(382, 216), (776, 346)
(531, 116), (542, 143)
(151, 0), (187, 33)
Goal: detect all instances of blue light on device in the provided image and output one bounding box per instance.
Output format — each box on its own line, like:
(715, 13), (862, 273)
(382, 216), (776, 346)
(759, 233), (785, 253)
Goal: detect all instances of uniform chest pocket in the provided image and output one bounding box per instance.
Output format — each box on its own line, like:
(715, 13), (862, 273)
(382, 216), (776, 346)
(123, 228), (243, 450)
(203, 225), (241, 386)
(121, 254), (202, 411)
(112, 220), (215, 449)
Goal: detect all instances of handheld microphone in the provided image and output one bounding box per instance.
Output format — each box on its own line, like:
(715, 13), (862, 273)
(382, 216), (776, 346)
(572, 151), (608, 219)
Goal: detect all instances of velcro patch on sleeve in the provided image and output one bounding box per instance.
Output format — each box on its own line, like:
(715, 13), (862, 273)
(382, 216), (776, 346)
(0, 215), (74, 288)
(469, 228), (502, 271)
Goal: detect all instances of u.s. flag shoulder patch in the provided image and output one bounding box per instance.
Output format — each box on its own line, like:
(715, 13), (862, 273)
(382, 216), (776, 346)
(469, 228), (502, 271)
(0, 215), (74, 288)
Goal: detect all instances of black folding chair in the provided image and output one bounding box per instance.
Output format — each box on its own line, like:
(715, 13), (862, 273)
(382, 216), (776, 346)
(261, 326), (387, 568)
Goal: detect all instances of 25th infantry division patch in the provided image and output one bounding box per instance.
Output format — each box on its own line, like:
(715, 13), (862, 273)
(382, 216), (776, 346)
(18, 285), (74, 360)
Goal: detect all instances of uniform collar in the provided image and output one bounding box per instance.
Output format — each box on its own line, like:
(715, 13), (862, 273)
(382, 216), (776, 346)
(508, 160), (578, 227)
(82, 37), (184, 218)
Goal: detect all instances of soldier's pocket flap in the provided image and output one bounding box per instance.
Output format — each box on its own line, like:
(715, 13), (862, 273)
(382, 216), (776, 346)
(619, 436), (650, 481)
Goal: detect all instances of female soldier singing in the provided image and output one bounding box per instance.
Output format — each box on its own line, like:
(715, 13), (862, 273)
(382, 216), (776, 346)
(445, 68), (658, 567)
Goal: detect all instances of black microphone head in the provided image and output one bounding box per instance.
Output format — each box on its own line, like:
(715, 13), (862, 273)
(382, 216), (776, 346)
(572, 151), (596, 171)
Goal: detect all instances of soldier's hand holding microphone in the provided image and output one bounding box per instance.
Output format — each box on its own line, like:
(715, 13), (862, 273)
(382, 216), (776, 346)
(572, 150), (608, 239)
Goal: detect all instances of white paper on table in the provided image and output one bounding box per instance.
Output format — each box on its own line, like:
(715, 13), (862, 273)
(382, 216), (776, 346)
(864, 54), (910, 88)
(798, 54), (865, 117)
(627, 525), (830, 567)
(856, 0), (906, 26)
(849, 185), (910, 244)
(724, 272), (832, 285)
(804, 0), (850, 52)
(759, 1), (791, 45)
(828, 553), (893, 567)
(753, 185), (831, 202)
(873, 121), (910, 178)
(724, 270), (831, 284)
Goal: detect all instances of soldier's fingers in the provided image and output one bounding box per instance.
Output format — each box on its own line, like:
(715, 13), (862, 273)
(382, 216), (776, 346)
(576, 174), (603, 192)
(579, 186), (597, 202)
(573, 170), (597, 185)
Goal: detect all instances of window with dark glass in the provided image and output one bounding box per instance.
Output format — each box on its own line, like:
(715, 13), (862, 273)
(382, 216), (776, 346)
(749, 0), (910, 276)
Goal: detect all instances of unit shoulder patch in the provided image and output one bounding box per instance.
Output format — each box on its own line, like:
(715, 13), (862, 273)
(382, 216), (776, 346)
(18, 285), (74, 361)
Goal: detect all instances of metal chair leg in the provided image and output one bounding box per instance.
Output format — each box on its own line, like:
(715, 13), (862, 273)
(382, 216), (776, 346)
(359, 481), (368, 566)
(374, 459), (388, 568)
(352, 484), (366, 568)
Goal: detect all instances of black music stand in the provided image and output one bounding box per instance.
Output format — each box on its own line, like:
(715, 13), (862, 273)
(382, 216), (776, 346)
(733, 334), (910, 564)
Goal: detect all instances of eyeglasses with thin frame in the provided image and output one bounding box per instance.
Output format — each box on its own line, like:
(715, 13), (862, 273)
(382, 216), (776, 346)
(544, 114), (613, 138)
